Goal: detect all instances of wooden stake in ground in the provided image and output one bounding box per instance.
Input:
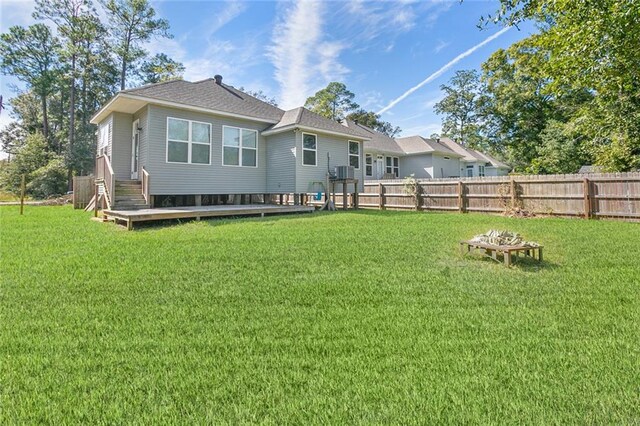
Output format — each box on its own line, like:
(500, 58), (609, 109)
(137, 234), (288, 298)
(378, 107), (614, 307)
(20, 174), (25, 215)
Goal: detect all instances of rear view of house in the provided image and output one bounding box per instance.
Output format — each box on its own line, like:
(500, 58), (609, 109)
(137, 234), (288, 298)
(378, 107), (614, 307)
(90, 76), (370, 209)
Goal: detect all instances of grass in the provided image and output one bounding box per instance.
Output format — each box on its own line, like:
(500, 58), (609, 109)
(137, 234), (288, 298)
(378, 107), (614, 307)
(1, 206), (639, 424)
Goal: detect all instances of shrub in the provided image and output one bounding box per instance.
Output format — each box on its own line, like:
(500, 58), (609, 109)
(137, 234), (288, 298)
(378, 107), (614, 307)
(27, 157), (68, 199)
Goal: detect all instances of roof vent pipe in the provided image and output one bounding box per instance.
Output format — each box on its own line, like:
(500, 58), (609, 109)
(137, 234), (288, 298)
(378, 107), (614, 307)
(214, 75), (223, 85)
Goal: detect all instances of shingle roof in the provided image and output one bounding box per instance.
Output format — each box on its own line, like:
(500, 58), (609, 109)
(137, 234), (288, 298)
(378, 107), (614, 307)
(469, 149), (510, 169)
(342, 120), (405, 154)
(121, 78), (285, 122)
(265, 107), (371, 139)
(437, 137), (478, 162)
(438, 137), (509, 168)
(395, 136), (461, 156)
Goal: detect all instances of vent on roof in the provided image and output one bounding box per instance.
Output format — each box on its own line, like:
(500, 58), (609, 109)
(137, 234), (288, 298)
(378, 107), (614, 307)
(214, 75), (223, 85)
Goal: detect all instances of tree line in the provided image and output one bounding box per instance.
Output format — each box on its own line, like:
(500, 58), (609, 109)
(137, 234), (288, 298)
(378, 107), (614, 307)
(0, 0), (183, 197)
(434, 0), (639, 173)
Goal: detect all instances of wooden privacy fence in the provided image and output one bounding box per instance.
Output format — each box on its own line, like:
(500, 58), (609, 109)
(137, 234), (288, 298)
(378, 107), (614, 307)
(354, 172), (640, 220)
(72, 176), (95, 209)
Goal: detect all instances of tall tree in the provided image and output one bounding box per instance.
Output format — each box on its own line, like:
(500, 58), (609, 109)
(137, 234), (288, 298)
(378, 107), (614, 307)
(483, 0), (640, 171)
(305, 82), (359, 121)
(34, 0), (97, 187)
(434, 70), (485, 148)
(346, 109), (401, 137)
(138, 53), (184, 85)
(238, 87), (278, 107)
(0, 24), (61, 142)
(101, 0), (171, 90)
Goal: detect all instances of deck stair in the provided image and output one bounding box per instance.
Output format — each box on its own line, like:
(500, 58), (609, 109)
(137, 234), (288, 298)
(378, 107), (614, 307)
(113, 180), (150, 210)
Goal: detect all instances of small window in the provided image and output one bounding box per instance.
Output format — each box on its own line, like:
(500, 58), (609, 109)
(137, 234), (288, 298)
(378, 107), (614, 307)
(478, 165), (485, 177)
(386, 156), (399, 177)
(167, 117), (210, 164)
(466, 165), (474, 177)
(223, 126), (258, 167)
(348, 141), (360, 169)
(365, 154), (373, 177)
(302, 133), (317, 166)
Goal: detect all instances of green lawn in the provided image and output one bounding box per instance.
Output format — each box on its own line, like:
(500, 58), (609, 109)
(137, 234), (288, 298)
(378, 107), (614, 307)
(1, 206), (639, 424)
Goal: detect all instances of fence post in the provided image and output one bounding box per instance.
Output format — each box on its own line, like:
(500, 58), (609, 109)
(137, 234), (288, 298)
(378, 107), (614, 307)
(583, 177), (592, 219)
(510, 176), (517, 208)
(378, 182), (385, 210)
(20, 174), (26, 215)
(458, 180), (465, 213)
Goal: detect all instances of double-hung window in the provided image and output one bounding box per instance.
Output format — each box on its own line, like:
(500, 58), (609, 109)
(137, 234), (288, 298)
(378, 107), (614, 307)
(348, 141), (360, 169)
(302, 133), (317, 166)
(386, 156), (399, 177)
(479, 165), (485, 177)
(365, 154), (373, 177)
(223, 126), (258, 167)
(167, 117), (211, 164)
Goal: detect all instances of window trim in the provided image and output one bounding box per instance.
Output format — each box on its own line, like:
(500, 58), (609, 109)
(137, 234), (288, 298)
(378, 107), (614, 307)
(478, 165), (485, 177)
(386, 156), (399, 178)
(301, 132), (317, 167)
(222, 125), (259, 168)
(166, 117), (212, 165)
(365, 153), (373, 177)
(348, 140), (360, 170)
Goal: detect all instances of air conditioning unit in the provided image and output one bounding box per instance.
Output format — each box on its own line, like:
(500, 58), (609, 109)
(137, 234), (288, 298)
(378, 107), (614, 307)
(334, 166), (355, 180)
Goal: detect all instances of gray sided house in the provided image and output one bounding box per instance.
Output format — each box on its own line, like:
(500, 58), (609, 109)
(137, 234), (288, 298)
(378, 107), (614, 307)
(90, 77), (370, 209)
(344, 122), (510, 179)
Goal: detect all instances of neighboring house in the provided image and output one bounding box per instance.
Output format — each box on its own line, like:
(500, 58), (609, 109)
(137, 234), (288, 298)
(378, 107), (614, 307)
(438, 137), (511, 177)
(344, 122), (511, 180)
(90, 76), (370, 209)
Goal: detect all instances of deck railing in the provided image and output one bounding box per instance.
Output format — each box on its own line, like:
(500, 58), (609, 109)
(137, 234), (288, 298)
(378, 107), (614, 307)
(142, 167), (150, 205)
(95, 154), (115, 209)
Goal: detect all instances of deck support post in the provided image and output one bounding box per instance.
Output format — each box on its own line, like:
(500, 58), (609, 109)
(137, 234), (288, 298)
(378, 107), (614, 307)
(342, 181), (347, 210)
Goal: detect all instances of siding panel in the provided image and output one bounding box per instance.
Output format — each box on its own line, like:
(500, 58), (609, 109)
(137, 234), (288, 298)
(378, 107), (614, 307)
(265, 131), (296, 193)
(294, 132), (365, 193)
(146, 105), (270, 195)
(111, 112), (133, 179)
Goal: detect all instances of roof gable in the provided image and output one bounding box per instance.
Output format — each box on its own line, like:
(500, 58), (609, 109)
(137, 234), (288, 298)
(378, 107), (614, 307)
(264, 107), (371, 139)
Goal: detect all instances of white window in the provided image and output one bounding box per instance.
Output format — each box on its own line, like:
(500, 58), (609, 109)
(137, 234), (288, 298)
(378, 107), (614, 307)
(348, 141), (360, 169)
(479, 165), (485, 177)
(223, 126), (258, 167)
(386, 156), (399, 177)
(365, 154), (373, 177)
(302, 133), (317, 166)
(466, 165), (474, 177)
(167, 117), (211, 164)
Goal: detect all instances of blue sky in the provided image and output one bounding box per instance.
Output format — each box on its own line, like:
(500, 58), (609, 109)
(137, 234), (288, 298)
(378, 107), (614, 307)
(1, 0), (536, 140)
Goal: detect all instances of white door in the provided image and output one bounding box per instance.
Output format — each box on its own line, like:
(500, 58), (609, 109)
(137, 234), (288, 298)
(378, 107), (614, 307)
(131, 120), (140, 180)
(376, 155), (384, 179)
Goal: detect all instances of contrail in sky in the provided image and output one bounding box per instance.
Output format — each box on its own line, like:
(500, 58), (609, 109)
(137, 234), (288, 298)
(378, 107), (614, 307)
(377, 27), (511, 115)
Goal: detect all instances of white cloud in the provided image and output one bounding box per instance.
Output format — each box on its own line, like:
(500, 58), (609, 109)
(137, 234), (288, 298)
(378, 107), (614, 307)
(0, 1), (37, 32)
(424, 94), (444, 108)
(378, 27), (511, 115)
(203, 0), (246, 42)
(268, 0), (348, 110)
(144, 0), (255, 85)
(434, 39), (450, 53)
(400, 123), (442, 138)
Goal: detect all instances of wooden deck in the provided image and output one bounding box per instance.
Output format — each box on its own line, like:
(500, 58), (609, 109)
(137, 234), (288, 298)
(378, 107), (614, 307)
(104, 204), (315, 230)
